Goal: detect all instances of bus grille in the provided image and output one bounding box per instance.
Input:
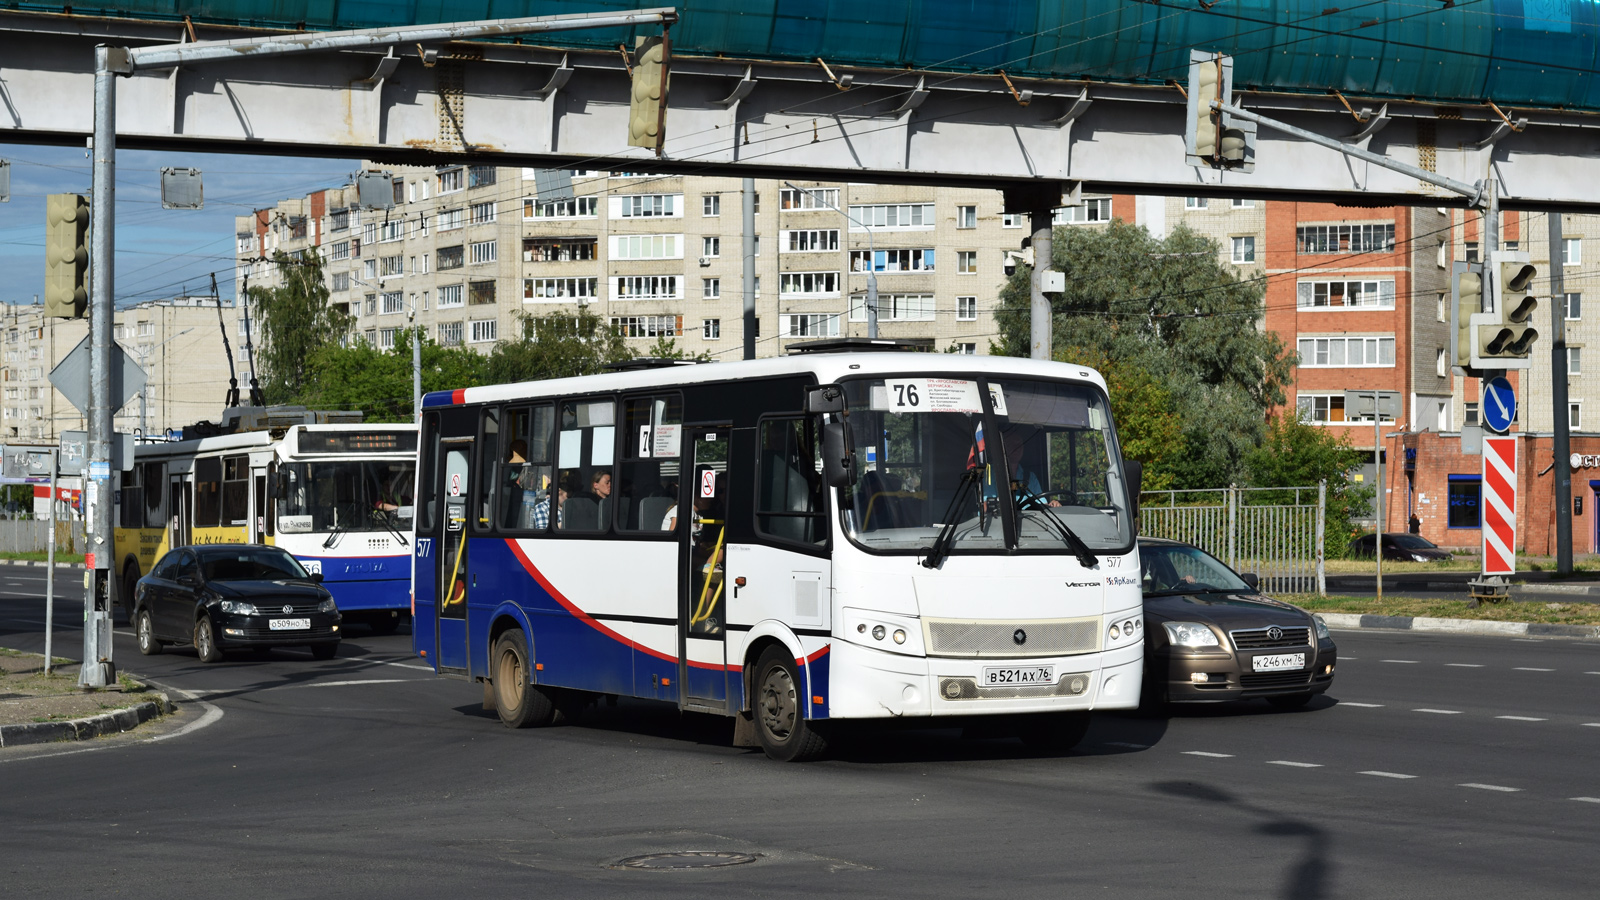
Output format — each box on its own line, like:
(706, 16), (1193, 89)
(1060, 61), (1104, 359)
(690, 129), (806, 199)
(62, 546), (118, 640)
(923, 617), (1100, 658)
(938, 672), (1092, 700)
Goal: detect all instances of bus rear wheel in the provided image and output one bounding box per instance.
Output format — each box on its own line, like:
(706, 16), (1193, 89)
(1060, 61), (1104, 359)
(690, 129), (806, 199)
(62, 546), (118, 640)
(752, 646), (828, 762)
(493, 629), (556, 729)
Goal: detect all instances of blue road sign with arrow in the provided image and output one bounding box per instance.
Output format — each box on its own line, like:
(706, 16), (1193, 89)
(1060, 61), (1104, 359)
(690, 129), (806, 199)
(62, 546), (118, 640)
(1483, 376), (1517, 433)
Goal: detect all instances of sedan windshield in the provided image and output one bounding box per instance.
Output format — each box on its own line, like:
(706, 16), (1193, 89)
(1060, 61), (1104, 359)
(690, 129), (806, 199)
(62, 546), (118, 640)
(278, 460), (415, 533)
(200, 547), (309, 582)
(1140, 543), (1251, 595)
(837, 375), (1133, 555)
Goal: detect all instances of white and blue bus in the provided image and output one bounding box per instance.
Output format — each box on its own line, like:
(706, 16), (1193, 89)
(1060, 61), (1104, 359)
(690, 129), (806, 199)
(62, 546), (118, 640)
(413, 348), (1143, 760)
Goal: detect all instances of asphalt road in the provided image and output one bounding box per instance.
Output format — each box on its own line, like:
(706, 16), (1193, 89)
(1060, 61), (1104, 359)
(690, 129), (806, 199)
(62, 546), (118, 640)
(3, 565), (1599, 898)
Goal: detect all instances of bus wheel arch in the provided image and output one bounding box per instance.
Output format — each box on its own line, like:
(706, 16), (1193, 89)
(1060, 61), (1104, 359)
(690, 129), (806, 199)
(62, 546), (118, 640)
(737, 623), (806, 713)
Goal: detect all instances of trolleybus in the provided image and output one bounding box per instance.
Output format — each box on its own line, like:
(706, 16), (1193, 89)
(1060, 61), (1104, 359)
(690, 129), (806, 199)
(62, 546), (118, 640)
(413, 348), (1143, 760)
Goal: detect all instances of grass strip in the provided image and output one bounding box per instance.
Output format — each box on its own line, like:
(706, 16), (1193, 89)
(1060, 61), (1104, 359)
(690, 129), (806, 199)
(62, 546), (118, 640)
(1283, 594), (1600, 626)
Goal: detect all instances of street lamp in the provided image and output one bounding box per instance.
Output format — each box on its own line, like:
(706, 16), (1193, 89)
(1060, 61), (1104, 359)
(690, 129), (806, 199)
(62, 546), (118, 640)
(135, 328), (193, 439)
(782, 182), (878, 339)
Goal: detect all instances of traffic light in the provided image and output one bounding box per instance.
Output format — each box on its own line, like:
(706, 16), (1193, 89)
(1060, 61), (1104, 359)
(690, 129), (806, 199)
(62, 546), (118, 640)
(1468, 251), (1538, 370)
(1185, 51), (1255, 171)
(43, 193), (89, 319)
(627, 33), (670, 153)
(1449, 260), (1483, 372)
(1191, 58), (1221, 160)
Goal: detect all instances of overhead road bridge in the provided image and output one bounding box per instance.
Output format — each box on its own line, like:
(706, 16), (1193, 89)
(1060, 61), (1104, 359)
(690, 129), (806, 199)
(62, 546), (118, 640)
(2, 1), (1599, 209)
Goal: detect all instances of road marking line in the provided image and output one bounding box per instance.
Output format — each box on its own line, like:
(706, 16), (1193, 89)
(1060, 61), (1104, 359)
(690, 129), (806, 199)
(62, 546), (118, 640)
(1572, 797), (1600, 803)
(1413, 708), (1463, 715)
(1587, 672), (1600, 676)
(1581, 723), (1600, 728)
(1102, 742), (1148, 749)
(1183, 751), (1234, 758)
(1460, 783), (1520, 792)
(1496, 715), (1547, 722)
(1446, 663), (1485, 668)
(1514, 667), (1555, 672)
(284, 678), (419, 689)
(1382, 659), (1420, 664)
(1360, 771), (1417, 779)
(1267, 760), (1322, 768)
(1340, 702), (1384, 708)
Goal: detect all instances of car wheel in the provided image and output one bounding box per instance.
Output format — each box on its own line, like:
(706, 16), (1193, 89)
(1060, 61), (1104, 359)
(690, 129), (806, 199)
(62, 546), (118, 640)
(1017, 711), (1092, 754)
(119, 565), (140, 625)
(135, 608), (162, 656)
(310, 642), (338, 661)
(1267, 693), (1313, 710)
(492, 628), (556, 728)
(194, 616), (224, 663)
(752, 645), (829, 762)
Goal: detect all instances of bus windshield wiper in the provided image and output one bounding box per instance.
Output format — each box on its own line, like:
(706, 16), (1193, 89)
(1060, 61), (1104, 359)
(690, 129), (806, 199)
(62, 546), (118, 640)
(378, 511), (409, 547)
(921, 468), (980, 570)
(322, 519), (345, 550)
(1015, 495), (1099, 569)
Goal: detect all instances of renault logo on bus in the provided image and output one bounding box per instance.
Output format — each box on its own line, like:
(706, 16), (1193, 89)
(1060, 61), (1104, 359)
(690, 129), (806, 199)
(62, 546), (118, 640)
(1013, 629), (1027, 646)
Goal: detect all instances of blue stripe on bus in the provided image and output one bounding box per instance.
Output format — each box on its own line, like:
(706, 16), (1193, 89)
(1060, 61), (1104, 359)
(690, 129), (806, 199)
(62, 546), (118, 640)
(421, 389), (457, 409)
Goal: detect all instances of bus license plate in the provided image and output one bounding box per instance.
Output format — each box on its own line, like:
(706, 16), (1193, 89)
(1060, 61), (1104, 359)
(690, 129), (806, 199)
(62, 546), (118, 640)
(1252, 653), (1305, 672)
(982, 665), (1055, 687)
(269, 618), (311, 631)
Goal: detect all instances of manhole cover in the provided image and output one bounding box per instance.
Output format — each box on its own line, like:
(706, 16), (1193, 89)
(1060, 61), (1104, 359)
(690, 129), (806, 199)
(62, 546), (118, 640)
(614, 851), (759, 870)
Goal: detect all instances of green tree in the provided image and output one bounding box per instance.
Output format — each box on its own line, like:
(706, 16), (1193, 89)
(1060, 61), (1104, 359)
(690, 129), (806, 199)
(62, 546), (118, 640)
(1057, 344), (1184, 492)
(485, 310), (634, 383)
(1244, 412), (1373, 557)
(247, 251), (351, 404)
(300, 329), (490, 422)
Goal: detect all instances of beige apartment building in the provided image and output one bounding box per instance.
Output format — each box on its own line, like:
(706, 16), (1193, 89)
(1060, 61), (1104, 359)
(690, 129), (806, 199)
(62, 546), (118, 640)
(0, 297), (239, 442)
(235, 167), (1028, 360)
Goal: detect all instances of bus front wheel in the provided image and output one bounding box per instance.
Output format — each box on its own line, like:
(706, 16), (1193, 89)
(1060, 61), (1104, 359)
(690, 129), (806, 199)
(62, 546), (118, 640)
(752, 646), (829, 762)
(492, 629), (556, 729)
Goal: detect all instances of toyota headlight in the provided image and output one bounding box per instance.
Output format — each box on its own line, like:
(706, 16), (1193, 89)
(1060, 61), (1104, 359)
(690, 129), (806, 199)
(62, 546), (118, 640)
(220, 600), (258, 616)
(317, 598), (337, 614)
(1162, 621), (1220, 648)
(1313, 615), (1332, 641)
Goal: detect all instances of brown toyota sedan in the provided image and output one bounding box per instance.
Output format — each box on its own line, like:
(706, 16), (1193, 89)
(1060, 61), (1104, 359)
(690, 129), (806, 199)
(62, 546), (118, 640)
(1139, 538), (1336, 708)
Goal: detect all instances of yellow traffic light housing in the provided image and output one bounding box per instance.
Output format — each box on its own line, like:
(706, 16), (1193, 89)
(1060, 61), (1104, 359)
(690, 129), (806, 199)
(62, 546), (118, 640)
(44, 193), (89, 319)
(627, 33), (670, 154)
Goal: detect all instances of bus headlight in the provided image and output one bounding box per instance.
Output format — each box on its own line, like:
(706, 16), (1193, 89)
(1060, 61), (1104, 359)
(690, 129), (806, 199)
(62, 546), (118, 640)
(843, 608), (924, 657)
(1162, 621), (1220, 648)
(1106, 614), (1143, 647)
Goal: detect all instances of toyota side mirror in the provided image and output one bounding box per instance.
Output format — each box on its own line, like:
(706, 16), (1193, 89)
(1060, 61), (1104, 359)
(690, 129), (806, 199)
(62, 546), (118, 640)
(821, 421), (856, 487)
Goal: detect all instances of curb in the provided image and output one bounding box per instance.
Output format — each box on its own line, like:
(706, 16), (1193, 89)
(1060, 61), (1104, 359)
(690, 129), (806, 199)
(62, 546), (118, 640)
(1320, 613), (1600, 640)
(0, 559), (84, 570)
(0, 693), (173, 747)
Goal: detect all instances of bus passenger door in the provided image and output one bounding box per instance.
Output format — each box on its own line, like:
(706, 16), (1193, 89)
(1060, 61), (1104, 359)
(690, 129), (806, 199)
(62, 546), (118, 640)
(435, 441), (472, 673)
(169, 476), (191, 548)
(680, 428), (730, 711)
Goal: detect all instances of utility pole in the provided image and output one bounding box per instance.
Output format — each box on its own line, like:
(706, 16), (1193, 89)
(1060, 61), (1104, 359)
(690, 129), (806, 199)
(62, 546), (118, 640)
(1550, 211), (1573, 573)
(1030, 206), (1053, 361)
(742, 178), (756, 360)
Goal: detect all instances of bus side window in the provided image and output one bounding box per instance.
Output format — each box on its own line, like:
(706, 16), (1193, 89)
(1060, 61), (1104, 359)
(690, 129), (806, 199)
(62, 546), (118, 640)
(474, 408), (499, 532)
(499, 405), (554, 531)
(756, 417), (827, 546)
(143, 462), (165, 528)
(617, 393), (682, 534)
(556, 398), (615, 533)
(194, 457), (222, 529)
(119, 467), (141, 528)
(418, 413), (440, 532)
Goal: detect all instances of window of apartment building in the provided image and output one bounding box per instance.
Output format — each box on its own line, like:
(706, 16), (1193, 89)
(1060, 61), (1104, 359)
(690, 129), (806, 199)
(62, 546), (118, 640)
(1437, 241), (1447, 268)
(779, 271), (841, 298)
(850, 248), (934, 272)
(1465, 402), (1480, 426)
(379, 327), (398, 350)
(525, 277), (598, 302)
(754, 235), (761, 256)
(350, 236), (362, 258)
(380, 255), (404, 277)
(390, 178), (405, 206)
(1570, 346), (1583, 375)
(849, 203), (936, 230)
(437, 245), (465, 270)
(1564, 237), (1583, 266)
(1185, 197), (1206, 210)
(363, 328), (377, 345)
(1001, 213), (1026, 228)
(364, 294), (377, 316)
(138, 320), (154, 337)
(781, 229), (839, 253)
(702, 236), (721, 258)
(779, 187), (839, 210)
(329, 208), (349, 232)
(1572, 403), (1583, 430)
(468, 281), (496, 305)
(524, 238), (597, 262)
(469, 319), (498, 343)
(956, 251), (978, 274)
(781, 313), (841, 338)
(113, 324), (125, 341)
(1447, 476), (1481, 528)
(703, 195), (721, 217)
(1437, 348), (1447, 377)
(1296, 279), (1396, 309)
(1466, 241), (1480, 263)
(612, 275), (682, 301)
(381, 292), (404, 315)
(362, 259), (378, 280)
(1296, 393), (1345, 423)
(612, 315), (683, 338)
(1505, 240), (1519, 252)
(438, 284), (464, 308)
(956, 205), (977, 229)
(438, 208), (464, 231)
(702, 278), (721, 299)
(703, 318), (721, 339)
(469, 241), (498, 265)
(469, 201), (496, 225)
(329, 241), (350, 261)
(438, 168), (464, 194)
(956, 342), (977, 355)
(754, 276), (761, 297)
(236, 232), (255, 254)
(1437, 293), (1446, 322)
(1231, 236), (1256, 263)
(609, 234), (682, 260)
(378, 219), (403, 242)
(851, 293), (933, 322)
(289, 216), (307, 240)
(1053, 198), (1113, 225)
(467, 165), (496, 189)
(1232, 198), (1254, 208)
(957, 296), (977, 321)
(1297, 335), (1396, 367)
(524, 196), (598, 219)
(438, 321), (464, 346)
(614, 194), (681, 217)
(1296, 223), (1396, 254)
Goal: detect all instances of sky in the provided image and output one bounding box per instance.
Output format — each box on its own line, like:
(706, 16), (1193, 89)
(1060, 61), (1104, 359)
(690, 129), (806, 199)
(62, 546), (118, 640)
(0, 143), (359, 307)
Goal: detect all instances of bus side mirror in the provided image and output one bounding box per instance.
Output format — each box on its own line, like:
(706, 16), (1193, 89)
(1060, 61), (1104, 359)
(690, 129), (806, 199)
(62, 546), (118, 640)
(822, 421), (856, 487)
(1123, 458), (1143, 520)
(805, 385), (846, 414)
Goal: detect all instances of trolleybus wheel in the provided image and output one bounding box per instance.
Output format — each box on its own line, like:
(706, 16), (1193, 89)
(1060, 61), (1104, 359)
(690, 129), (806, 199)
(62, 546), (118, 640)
(194, 616), (224, 664)
(135, 608), (162, 656)
(1017, 711), (1091, 754)
(492, 629), (555, 728)
(120, 565), (140, 625)
(752, 645), (829, 762)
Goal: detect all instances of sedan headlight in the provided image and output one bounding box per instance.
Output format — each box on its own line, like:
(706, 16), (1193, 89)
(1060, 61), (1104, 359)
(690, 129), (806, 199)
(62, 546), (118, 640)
(1412, 554), (1430, 563)
(1162, 621), (1221, 648)
(1313, 615), (1332, 641)
(220, 600), (258, 616)
(317, 598), (337, 614)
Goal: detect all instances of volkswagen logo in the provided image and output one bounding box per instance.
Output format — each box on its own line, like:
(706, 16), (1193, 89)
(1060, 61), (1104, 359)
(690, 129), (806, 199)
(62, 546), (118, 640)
(1266, 626), (1283, 641)
(1013, 629), (1027, 645)
(283, 605), (294, 615)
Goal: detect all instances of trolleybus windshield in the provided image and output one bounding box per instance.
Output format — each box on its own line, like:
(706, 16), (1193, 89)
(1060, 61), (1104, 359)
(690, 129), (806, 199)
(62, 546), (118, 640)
(277, 460), (417, 534)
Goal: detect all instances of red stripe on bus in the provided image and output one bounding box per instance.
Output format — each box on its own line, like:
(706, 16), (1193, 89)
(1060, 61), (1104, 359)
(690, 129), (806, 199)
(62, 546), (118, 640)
(451, 388), (466, 405)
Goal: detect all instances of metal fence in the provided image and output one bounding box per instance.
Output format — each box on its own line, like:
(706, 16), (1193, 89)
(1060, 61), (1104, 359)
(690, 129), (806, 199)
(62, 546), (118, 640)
(1138, 484), (1326, 595)
(0, 518), (85, 555)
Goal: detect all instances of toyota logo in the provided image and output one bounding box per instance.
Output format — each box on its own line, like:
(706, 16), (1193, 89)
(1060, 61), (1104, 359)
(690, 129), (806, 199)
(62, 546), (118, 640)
(283, 605), (294, 615)
(1267, 626), (1283, 641)
(1013, 629), (1027, 645)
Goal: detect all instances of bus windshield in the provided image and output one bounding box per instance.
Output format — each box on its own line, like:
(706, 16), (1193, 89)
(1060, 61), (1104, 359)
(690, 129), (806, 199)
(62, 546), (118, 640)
(277, 460), (416, 534)
(837, 375), (1132, 556)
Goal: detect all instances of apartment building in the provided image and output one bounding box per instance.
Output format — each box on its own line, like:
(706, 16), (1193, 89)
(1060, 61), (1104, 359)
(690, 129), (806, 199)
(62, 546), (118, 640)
(235, 167), (1020, 360)
(0, 297), (238, 442)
